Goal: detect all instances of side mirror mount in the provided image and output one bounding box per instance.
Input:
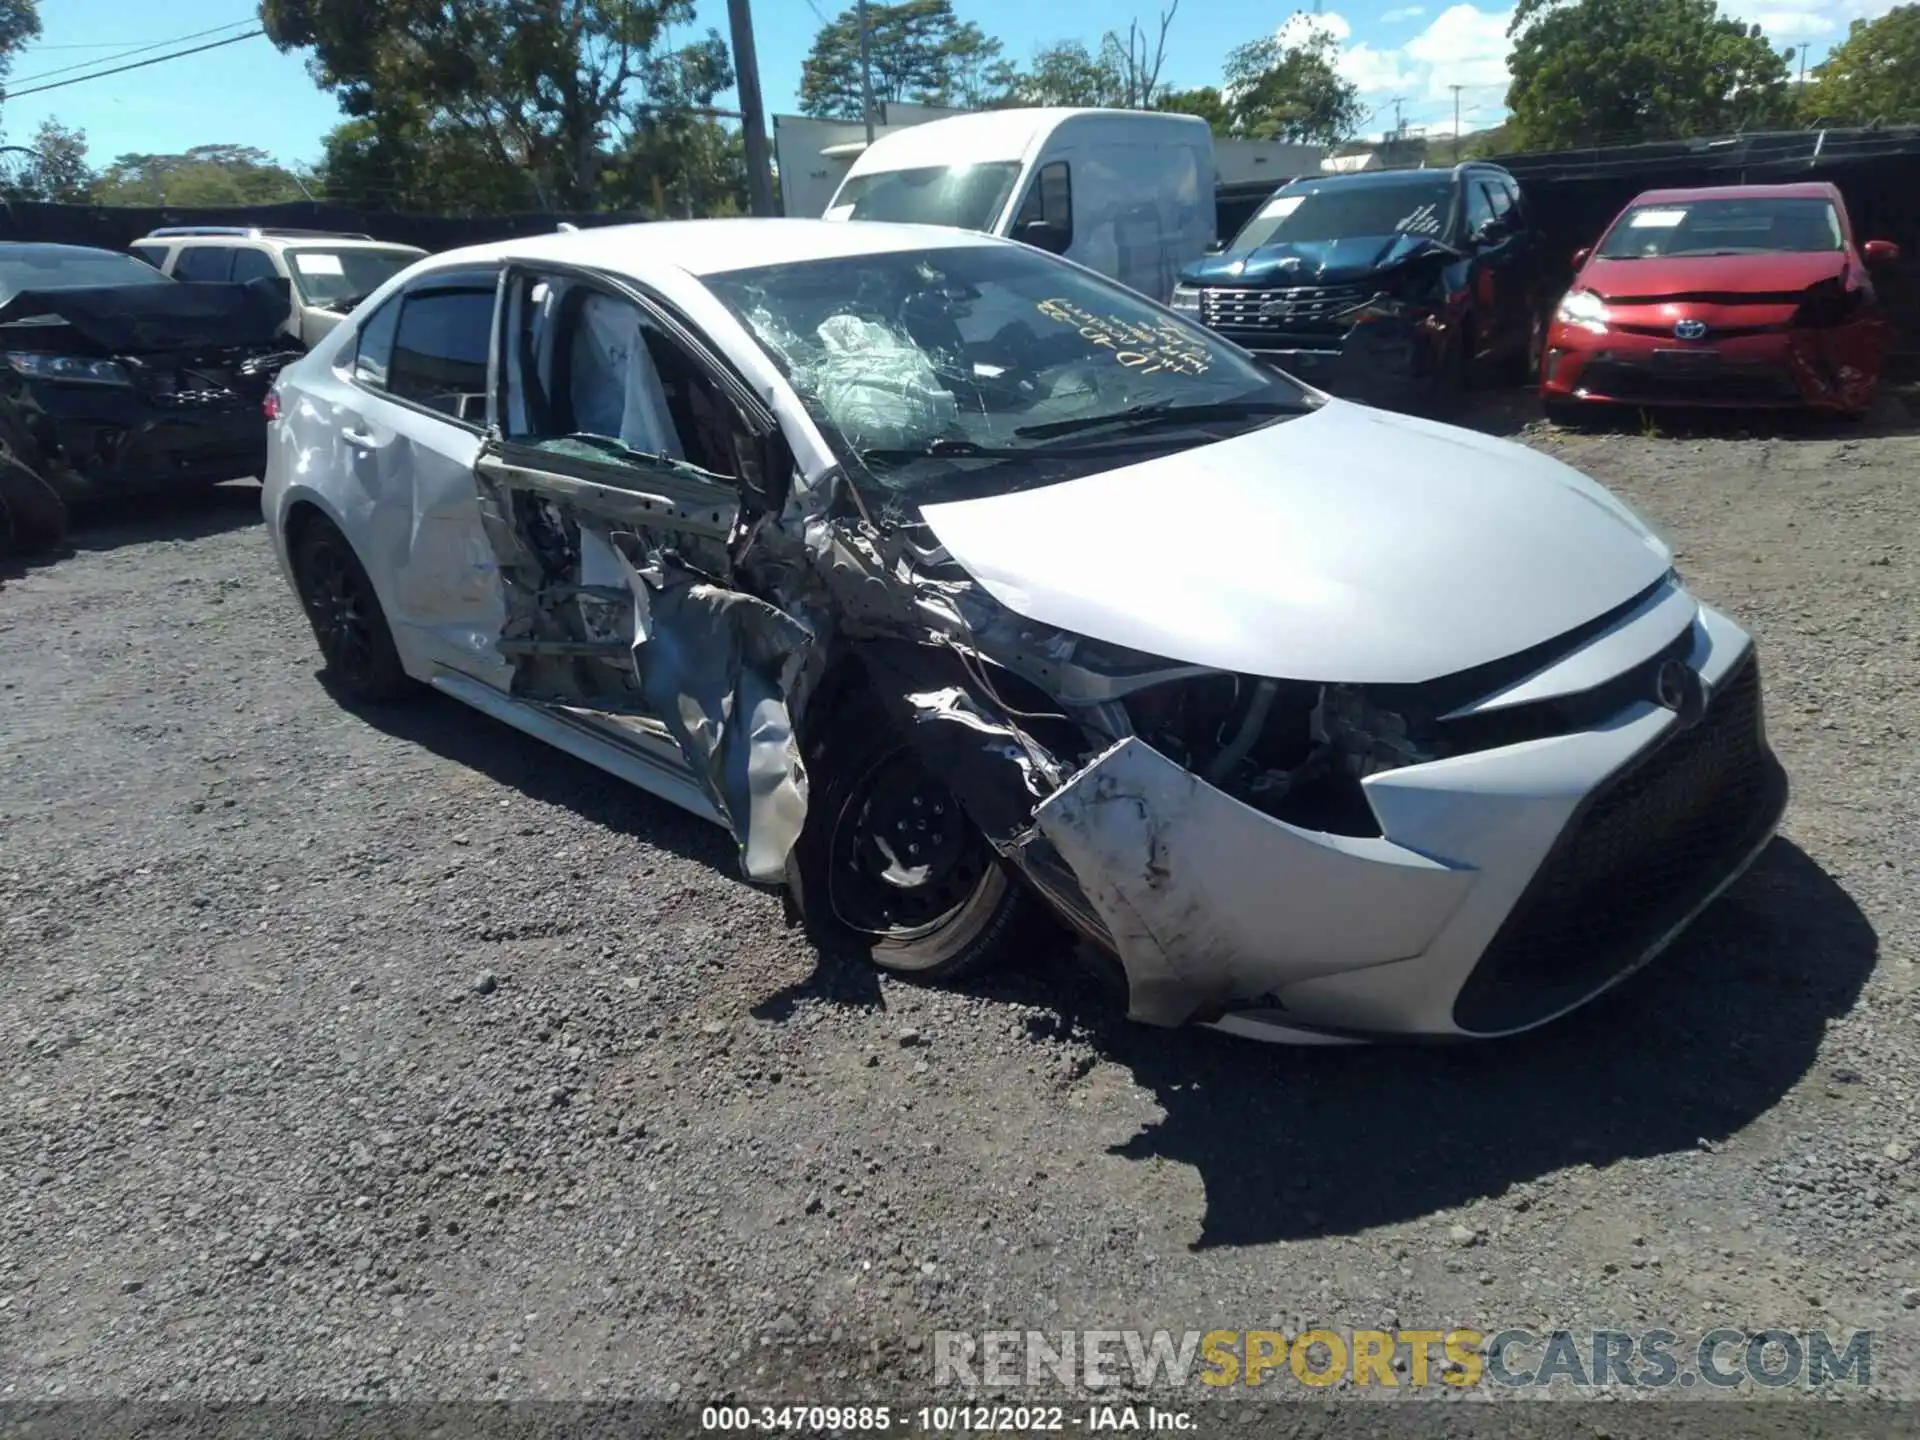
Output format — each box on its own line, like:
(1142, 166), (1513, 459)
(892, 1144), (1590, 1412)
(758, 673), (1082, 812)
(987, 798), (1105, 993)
(1864, 238), (1901, 266)
(1017, 218), (1070, 255)
(1205, 237), (1226, 255)
(1570, 246), (1592, 270)
(744, 427), (795, 518)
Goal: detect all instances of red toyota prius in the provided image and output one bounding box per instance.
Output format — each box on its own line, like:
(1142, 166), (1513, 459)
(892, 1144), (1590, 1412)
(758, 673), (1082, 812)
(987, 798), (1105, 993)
(1540, 182), (1901, 418)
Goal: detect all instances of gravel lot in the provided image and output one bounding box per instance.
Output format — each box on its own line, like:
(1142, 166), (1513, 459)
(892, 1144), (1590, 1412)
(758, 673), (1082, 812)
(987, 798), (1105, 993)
(3, 397), (1917, 1413)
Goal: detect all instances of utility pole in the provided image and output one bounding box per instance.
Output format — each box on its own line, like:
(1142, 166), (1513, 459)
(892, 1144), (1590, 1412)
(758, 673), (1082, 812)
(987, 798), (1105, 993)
(1450, 84), (1463, 147)
(1390, 95), (1405, 140)
(857, 0), (877, 146)
(726, 0), (776, 216)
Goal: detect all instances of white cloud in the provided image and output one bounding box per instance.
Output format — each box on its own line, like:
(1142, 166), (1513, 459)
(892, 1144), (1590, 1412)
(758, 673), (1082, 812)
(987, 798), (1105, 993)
(1379, 5), (1428, 20)
(1740, 7), (1838, 33)
(1405, 4), (1516, 98)
(1339, 40), (1421, 91)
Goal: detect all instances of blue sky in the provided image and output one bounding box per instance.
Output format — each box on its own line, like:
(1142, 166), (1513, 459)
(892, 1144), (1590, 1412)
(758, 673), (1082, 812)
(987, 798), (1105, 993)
(1, 0), (1898, 172)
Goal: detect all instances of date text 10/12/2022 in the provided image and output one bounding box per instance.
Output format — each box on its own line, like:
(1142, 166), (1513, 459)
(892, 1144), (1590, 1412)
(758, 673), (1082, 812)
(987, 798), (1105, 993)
(699, 1405), (1195, 1432)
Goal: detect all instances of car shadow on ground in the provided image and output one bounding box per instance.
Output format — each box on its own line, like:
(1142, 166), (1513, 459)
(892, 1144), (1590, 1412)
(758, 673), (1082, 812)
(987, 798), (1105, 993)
(1, 481), (265, 585)
(342, 684), (744, 876)
(1076, 837), (1874, 1248)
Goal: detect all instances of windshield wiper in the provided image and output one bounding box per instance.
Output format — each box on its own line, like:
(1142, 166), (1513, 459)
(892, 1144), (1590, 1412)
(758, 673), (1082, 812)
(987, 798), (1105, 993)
(1012, 398), (1311, 441)
(855, 437), (1033, 467)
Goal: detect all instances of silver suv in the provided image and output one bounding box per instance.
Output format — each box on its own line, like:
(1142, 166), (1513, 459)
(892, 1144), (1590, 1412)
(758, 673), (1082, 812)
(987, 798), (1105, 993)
(130, 227), (427, 349)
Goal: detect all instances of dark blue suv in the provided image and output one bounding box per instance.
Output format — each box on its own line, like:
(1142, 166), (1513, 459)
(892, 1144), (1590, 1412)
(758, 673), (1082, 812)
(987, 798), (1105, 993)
(1172, 163), (1541, 407)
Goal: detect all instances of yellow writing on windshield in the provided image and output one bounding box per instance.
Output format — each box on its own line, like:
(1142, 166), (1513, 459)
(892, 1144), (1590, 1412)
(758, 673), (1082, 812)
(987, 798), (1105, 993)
(1036, 298), (1212, 377)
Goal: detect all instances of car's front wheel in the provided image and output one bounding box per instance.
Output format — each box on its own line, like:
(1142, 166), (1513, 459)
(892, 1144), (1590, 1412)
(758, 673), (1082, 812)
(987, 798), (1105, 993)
(0, 456), (67, 557)
(289, 514), (414, 703)
(786, 688), (1038, 981)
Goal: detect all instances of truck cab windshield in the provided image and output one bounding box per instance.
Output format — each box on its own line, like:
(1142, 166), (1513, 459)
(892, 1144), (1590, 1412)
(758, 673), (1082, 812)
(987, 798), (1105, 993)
(828, 162), (1022, 232)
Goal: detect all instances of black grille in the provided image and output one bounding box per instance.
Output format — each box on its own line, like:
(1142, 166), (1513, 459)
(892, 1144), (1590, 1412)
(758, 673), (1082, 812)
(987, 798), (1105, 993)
(1200, 284), (1369, 336)
(1577, 358), (1800, 405)
(1453, 654), (1788, 1035)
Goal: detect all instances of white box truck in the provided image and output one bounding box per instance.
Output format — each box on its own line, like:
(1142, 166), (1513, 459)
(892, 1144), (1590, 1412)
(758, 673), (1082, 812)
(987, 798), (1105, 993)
(821, 108), (1216, 303)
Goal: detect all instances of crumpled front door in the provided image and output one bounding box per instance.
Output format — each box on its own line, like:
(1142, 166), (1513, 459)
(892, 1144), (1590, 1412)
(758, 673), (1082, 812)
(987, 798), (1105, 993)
(472, 438), (812, 882)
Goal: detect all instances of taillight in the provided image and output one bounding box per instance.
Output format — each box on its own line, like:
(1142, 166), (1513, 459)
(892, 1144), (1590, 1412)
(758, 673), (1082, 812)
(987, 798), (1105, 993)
(263, 389), (281, 422)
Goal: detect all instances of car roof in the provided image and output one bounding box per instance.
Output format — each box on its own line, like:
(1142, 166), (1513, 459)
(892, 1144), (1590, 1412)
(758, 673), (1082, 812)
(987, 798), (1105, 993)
(152, 234), (424, 250)
(848, 106), (1205, 172)
(422, 217), (1000, 281)
(1281, 165), (1481, 192)
(0, 242), (146, 261)
(1629, 182), (1838, 204)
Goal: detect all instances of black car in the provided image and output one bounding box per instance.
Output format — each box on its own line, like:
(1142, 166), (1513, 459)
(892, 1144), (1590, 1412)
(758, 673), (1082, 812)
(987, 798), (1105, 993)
(1173, 163), (1542, 408)
(0, 243), (300, 555)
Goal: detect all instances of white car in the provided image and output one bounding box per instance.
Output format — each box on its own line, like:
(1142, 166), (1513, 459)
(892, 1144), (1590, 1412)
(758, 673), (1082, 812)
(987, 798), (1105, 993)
(131, 227), (427, 350)
(261, 218), (1787, 1043)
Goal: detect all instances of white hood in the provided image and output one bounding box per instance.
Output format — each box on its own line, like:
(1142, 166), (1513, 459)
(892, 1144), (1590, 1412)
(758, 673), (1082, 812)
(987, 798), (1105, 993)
(918, 399), (1673, 685)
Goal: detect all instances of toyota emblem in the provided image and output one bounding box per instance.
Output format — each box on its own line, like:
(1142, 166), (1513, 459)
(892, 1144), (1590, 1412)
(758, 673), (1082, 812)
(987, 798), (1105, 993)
(1673, 319), (1709, 341)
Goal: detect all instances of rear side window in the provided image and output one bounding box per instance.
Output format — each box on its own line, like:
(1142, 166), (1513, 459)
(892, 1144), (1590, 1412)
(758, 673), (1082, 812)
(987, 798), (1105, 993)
(388, 288), (496, 421)
(230, 249), (279, 284)
(351, 297), (402, 389)
(174, 246), (233, 282)
(130, 244), (167, 270)
(1465, 181), (1497, 233)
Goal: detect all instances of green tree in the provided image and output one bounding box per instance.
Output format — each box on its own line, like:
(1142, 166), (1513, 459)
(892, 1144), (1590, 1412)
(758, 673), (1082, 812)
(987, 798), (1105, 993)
(92, 145), (311, 206)
(610, 31), (749, 217)
(262, 0), (704, 210)
(0, 0), (41, 119)
(1505, 0), (1793, 149)
(798, 0), (1006, 117)
(1153, 85), (1231, 132)
(317, 112), (541, 214)
(943, 24), (1020, 109)
(1014, 40), (1124, 106)
(1222, 26), (1363, 144)
(1799, 5), (1920, 126)
(21, 117), (90, 199)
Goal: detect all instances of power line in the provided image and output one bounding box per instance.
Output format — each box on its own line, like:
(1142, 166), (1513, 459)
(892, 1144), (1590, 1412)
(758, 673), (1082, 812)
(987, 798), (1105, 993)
(4, 30), (266, 100)
(8, 20), (257, 88)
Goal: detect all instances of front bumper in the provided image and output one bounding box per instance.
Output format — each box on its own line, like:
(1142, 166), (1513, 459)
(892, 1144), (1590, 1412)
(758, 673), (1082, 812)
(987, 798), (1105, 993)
(13, 382), (269, 498)
(1023, 600), (1785, 1041)
(1213, 315), (1449, 408)
(1541, 320), (1879, 412)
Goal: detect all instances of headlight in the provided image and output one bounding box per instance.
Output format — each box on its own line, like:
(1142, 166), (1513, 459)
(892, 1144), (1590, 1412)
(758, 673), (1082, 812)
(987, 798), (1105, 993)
(1169, 284), (1202, 315)
(5, 352), (133, 387)
(1343, 293), (1423, 324)
(1555, 289), (1608, 331)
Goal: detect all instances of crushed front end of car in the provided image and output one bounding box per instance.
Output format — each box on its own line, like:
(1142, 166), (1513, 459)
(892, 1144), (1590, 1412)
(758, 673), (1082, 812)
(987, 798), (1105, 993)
(0, 277), (301, 500)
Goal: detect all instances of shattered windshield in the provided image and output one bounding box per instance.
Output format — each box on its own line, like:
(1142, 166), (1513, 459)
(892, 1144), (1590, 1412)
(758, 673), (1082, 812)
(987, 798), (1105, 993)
(826, 162), (1022, 231)
(1228, 176), (1457, 251)
(704, 244), (1315, 507)
(285, 247), (422, 309)
(0, 246), (173, 304)
(1596, 197), (1843, 258)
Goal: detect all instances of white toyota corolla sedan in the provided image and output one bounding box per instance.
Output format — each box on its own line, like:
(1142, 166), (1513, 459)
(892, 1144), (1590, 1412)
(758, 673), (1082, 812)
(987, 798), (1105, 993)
(261, 218), (1787, 1043)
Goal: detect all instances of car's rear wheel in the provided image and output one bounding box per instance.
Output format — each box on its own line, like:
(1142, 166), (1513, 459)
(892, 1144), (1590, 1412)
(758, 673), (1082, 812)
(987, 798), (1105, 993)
(289, 515), (414, 703)
(0, 455), (67, 557)
(787, 687), (1038, 981)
